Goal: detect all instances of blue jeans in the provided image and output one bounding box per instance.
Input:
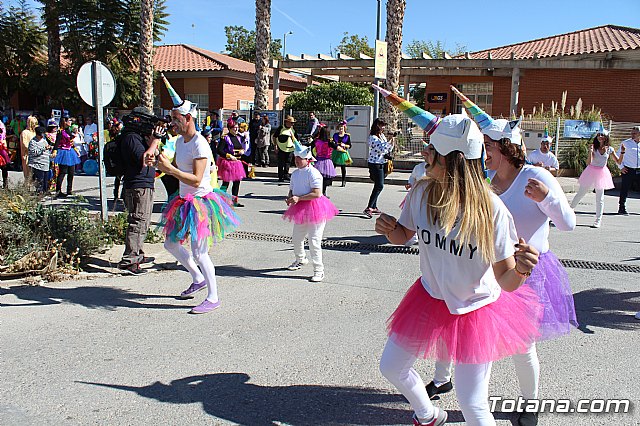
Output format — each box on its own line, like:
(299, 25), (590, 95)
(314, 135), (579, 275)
(367, 162), (386, 209)
(31, 167), (49, 193)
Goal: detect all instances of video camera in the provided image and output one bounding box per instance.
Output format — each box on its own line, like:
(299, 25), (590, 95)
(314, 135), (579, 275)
(122, 107), (170, 137)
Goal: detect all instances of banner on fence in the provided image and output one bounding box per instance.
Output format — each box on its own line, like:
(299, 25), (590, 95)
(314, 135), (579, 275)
(563, 120), (603, 138)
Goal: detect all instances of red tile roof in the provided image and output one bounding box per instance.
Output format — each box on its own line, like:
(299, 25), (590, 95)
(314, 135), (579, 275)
(154, 44), (305, 83)
(463, 25), (640, 59)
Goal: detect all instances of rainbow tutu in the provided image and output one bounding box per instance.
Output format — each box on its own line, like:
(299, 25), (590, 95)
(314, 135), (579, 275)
(160, 190), (240, 246)
(282, 196), (339, 225)
(387, 279), (542, 364)
(53, 148), (81, 166)
(520, 251), (578, 341)
(314, 158), (336, 179)
(216, 157), (246, 182)
(577, 164), (614, 190)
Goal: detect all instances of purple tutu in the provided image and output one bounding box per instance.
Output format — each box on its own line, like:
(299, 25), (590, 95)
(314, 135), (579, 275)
(216, 157), (246, 182)
(578, 164), (614, 190)
(53, 148), (81, 166)
(283, 196), (339, 225)
(314, 158), (336, 179)
(517, 251), (578, 341)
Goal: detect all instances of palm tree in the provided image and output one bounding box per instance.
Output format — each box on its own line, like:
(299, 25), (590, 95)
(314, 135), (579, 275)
(382, 0), (406, 132)
(38, 0), (61, 73)
(139, 0), (154, 110)
(254, 0), (271, 111)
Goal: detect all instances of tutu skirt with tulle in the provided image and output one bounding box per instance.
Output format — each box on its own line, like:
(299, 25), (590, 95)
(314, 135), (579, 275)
(282, 196), (339, 225)
(314, 158), (336, 179)
(577, 164), (614, 190)
(520, 251), (578, 341)
(160, 190), (240, 247)
(216, 157), (246, 182)
(387, 279), (542, 364)
(53, 148), (81, 166)
(331, 150), (352, 166)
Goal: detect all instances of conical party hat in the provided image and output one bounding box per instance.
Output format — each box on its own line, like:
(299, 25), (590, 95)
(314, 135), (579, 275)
(293, 140), (314, 160)
(371, 84), (440, 135)
(160, 73), (184, 108)
(450, 85), (493, 130)
(543, 124), (549, 139)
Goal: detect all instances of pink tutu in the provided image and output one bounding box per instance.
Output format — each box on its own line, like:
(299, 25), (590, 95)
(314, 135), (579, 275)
(216, 157), (246, 182)
(578, 164), (614, 190)
(387, 279), (542, 364)
(282, 196), (339, 225)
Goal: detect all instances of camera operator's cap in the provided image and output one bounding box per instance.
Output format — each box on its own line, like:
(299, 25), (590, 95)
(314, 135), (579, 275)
(293, 141), (315, 161)
(429, 113), (484, 159)
(160, 73), (198, 116)
(372, 84), (440, 135)
(47, 118), (58, 127)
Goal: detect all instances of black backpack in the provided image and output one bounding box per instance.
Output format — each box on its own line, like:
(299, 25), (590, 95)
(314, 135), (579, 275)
(103, 134), (125, 177)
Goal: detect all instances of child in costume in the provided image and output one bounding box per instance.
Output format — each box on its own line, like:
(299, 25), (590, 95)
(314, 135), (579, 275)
(311, 126), (337, 196)
(283, 141), (339, 283)
(373, 84), (542, 426)
(331, 120), (352, 186)
(571, 130), (624, 228)
(216, 120), (247, 207)
(424, 87), (577, 426)
(155, 81), (240, 315)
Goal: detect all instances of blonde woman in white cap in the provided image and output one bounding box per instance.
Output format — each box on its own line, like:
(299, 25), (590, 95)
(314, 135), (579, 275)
(571, 130), (624, 227)
(373, 84), (541, 426)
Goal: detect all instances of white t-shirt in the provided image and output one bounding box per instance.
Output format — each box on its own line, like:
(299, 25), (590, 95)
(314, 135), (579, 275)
(591, 146), (614, 168)
(83, 123), (97, 142)
(487, 165), (575, 254)
(408, 162), (428, 186)
(175, 133), (214, 197)
(528, 150), (559, 169)
(289, 165), (322, 196)
(398, 185), (518, 315)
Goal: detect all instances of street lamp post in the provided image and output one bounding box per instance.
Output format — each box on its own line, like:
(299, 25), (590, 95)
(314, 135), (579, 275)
(282, 31), (293, 59)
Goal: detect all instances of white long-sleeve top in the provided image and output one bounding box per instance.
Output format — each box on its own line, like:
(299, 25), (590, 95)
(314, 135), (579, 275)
(488, 165), (575, 254)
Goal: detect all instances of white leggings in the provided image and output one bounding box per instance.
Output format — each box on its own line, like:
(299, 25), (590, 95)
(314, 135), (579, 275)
(292, 221), (326, 272)
(571, 186), (605, 223)
(164, 238), (219, 302)
(434, 343), (540, 400)
(380, 339), (496, 426)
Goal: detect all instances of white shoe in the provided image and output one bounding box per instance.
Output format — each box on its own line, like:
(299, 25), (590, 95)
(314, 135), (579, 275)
(288, 258), (309, 270)
(310, 271), (324, 282)
(590, 221), (601, 228)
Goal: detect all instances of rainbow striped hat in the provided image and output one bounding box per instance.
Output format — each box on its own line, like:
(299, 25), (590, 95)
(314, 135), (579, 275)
(371, 84), (440, 135)
(542, 124), (553, 142)
(160, 73), (198, 116)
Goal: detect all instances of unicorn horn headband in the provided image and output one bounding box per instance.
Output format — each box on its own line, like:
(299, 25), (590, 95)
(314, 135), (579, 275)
(160, 73), (184, 108)
(371, 84), (441, 135)
(450, 85), (494, 130)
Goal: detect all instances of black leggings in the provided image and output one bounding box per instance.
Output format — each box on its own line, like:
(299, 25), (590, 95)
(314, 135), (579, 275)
(367, 162), (385, 209)
(56, 164), (75, 194)
(222, 180), (241, 197)
(339, 165), (347, 184)
(0, 166), (7, 188)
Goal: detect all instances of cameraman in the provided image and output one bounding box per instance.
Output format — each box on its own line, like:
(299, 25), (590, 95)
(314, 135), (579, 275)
(117, 106), (165, 275)
(363, 118), (394, 218)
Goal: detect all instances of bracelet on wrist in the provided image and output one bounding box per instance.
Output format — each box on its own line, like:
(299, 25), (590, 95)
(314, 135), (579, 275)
(514, 264), (532, 279)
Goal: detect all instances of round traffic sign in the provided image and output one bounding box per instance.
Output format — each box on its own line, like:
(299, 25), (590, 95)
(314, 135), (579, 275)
(77, 61), (116, 107)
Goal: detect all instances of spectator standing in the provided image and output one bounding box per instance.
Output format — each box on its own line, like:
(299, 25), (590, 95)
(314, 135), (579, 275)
(209, 111), (223, 159)
(363, 118), (393, 218)
(20, 116), (38, 180)
(255, 114), (271, 167)
(306, 112), (319, 138)
(249, 111), (262, 164)
(528, 130), (559, 176)
(28, 126), (51, 194)
(616, 126), (640, 215)
(273, 115), (297, 182)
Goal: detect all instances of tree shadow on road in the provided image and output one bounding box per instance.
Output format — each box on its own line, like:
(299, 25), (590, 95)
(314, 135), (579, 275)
(573, 288), (640, 333)
(0, 285), (184, 311)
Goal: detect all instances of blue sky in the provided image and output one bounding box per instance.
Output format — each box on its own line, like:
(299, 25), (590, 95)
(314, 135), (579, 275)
(159, 0), (640, 56)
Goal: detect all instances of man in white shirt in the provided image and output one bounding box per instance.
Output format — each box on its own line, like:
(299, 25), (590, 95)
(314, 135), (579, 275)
(616, 126), (640, 215)
(83, 116), (98, 145)
(528, 137), (559, 176)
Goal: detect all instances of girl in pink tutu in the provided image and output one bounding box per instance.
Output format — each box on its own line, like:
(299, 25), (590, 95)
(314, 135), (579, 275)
(311, 126), (337, 196)
(429, 87), (577, 426)
(571, 131), (624, 228)
(216, 120), (247, 207)
(283, 141), (339, 283)
(373, 85), (541, 425)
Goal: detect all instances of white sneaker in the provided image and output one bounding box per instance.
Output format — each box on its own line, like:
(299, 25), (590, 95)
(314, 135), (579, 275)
(590, 221), (601, 228)
(310, 271), (324, 282)
(288, 258), (309, 270)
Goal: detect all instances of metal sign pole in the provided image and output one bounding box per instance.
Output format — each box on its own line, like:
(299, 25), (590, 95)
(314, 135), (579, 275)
(92, 61), (108, 222)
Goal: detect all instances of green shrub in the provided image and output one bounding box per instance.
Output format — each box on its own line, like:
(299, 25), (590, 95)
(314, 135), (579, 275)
(104, 212), (163, 245)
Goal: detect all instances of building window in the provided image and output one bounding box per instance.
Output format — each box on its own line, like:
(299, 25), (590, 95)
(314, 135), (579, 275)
(185, 93), (209, 110)
(453, 82), (493, 115)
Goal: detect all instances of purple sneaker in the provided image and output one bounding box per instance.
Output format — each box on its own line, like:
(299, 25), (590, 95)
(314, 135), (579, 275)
(189, 299), (221, 314)
(179, 281), (206, 299)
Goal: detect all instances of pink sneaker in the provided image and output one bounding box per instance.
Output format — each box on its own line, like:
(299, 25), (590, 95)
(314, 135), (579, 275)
(189, 299), (221, 314)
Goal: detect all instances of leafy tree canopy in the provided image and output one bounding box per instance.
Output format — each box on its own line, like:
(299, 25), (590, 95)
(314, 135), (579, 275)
(336, 32), (374, 58)
(224, 25), (282, 63)
(404, 39), (467, 59)
(284, 82), (373, 112)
